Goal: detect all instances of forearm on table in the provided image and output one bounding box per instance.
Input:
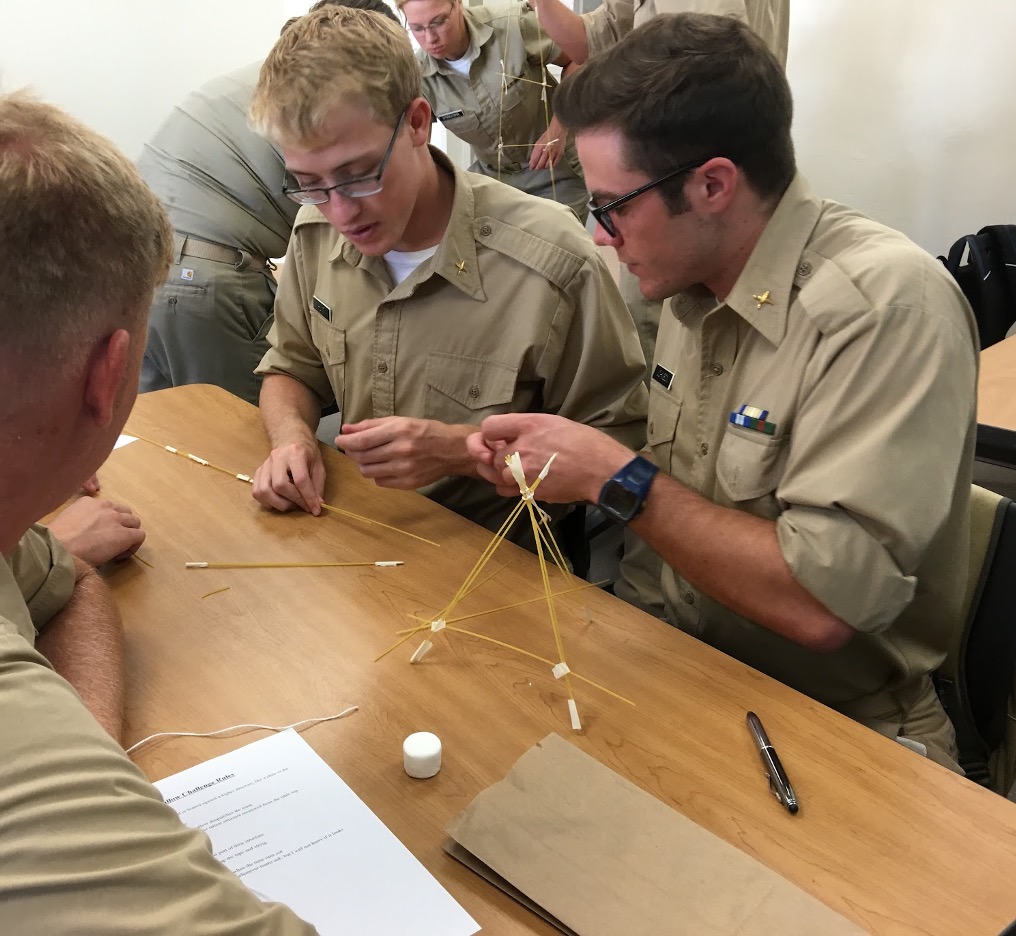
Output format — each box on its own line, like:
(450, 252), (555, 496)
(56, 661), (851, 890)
(259, 374), (323, 449)
(34, 558), (125, 741)
(630, 475), (853, 651)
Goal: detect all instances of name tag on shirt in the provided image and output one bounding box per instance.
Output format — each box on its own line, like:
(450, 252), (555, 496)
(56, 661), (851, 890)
(652, 363), (675, 390)
(312, 295), (331, 322)
(437, 109), (465, 122)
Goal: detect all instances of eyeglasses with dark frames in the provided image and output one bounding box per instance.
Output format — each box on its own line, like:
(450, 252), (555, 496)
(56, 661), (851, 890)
(588, 156), (712, 238)
(282, 111), (407, 205)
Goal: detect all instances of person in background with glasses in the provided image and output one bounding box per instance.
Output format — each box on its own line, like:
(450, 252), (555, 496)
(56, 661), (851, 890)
(468, 13), (977, 769)
(398, 0), (588, 223)
(138, 0), (401, 406)
(247, 5), (646, 546)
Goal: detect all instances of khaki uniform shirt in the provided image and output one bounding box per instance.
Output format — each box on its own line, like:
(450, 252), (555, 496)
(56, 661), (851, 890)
(420, 2), (581, 178)
(258, 148), (647, 536)
(0, 530), (316, 933)
(646, 174), (978, 724)
(1, 525), (75, 645)
(138, 61), (299, 259)
(583, 0), (789, 64)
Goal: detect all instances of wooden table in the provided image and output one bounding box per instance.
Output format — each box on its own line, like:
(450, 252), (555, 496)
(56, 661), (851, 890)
(977, 335), (1016, 465)
(102, 385), (1016, 935)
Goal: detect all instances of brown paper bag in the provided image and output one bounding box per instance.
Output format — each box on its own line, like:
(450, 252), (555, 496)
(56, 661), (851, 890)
(446, 734), (864, 936)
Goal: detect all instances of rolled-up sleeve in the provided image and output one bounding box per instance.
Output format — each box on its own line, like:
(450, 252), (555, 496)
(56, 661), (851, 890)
(775, 299), (977, 633)
(582, 0), (634, 57)
(9, 525), (76, 638)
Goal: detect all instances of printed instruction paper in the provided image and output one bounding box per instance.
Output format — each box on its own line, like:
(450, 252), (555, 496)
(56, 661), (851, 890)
(154, 729), (479, 935)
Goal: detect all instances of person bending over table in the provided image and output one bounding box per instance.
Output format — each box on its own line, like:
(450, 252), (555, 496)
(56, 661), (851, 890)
(468, 14), (978, 770)
(248, 5), (647, 546)
(401, 0), (588, 222)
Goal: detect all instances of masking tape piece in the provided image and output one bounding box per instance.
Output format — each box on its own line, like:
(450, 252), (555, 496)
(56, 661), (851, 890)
(410, 640), (434, 663)
(568, 698), (581, 731)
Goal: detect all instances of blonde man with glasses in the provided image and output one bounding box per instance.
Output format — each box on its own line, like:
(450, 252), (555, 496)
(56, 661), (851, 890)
(399, 0), (588, 221)
(248, 6), (646, 545)
(138, 0), (401, 406)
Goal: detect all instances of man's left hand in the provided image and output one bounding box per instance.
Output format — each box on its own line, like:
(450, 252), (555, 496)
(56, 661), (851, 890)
(48, 496), (145, 565)
(336, 417), (476, 489)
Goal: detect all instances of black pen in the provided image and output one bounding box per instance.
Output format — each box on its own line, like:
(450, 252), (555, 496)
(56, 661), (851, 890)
(746, 711), (799, 815)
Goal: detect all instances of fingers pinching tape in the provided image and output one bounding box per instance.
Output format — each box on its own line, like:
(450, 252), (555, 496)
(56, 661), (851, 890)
(403, 731), (442, 779)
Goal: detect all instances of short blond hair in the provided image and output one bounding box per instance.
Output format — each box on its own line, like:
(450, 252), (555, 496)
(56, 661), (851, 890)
(251, 6), (420, 148)
(0, 93), (172, 362)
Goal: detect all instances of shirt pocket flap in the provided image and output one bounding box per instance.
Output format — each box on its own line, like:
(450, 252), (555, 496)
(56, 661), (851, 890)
(426, 352), (518, 410)
(308, 316), (345, 367)
(716, 427), (788, 502)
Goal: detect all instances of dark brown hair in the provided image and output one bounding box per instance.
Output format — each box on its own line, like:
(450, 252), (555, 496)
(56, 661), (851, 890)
(555, 13), (795, 211)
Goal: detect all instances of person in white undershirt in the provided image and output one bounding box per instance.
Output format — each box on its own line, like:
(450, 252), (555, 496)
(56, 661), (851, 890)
(399, 0), (588, 222)
(248, 6), (647, 547)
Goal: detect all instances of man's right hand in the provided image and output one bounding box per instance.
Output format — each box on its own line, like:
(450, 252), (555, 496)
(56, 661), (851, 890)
(251, 440), (326, 515)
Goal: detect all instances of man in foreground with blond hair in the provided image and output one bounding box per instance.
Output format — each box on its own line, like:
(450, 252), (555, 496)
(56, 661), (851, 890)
(248, 5), (647, 544)
(0, 92), (316, 933)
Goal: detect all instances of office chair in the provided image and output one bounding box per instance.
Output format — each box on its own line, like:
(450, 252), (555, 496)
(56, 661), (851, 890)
(937, 485), (1016, 794)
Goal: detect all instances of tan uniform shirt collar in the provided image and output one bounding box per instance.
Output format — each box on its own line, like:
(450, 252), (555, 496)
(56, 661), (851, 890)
(418, 6), (493, 78)
(331, 147), (486, 302)
(723, 172), (821, 345)
(670, 173), (820, 347)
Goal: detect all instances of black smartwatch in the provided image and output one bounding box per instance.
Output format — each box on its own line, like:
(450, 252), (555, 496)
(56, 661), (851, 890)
(596, 455), (659, 525)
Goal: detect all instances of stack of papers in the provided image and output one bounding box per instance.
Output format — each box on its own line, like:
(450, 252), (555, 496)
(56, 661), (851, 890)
(155, 730), (479, 936)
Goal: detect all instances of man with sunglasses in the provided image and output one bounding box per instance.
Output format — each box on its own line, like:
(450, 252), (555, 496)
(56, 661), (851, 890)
(468, 14), (978, 767)
(248, 6), (646, 544)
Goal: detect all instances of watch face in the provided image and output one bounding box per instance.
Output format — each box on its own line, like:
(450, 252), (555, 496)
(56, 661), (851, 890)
(600, 479), (641, 522)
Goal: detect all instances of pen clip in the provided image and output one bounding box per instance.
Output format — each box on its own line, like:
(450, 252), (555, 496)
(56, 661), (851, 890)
(767, 771), (788, 807)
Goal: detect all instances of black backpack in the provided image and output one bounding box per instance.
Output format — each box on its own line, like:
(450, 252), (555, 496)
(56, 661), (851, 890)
(939, 224), (1016, 349)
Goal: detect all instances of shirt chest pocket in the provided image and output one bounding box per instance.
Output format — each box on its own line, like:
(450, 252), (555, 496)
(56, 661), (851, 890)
(500, 71), (528, 112)
(716, 427), (789, 515)
(308, 316), (346, 407)
(647, 391), (681, 471)
(425, 351), (518, 423)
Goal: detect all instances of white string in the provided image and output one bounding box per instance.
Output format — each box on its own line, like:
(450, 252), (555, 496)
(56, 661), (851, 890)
(125, 705), (359, 756)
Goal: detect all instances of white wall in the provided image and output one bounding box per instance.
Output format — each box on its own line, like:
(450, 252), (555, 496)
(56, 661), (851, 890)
(788, 0), (1016, 254)
(2, 1), (1014, 254)
(1, 1), (288, 160)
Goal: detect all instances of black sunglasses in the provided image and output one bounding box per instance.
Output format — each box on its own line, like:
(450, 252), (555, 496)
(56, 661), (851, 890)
(588, 156), (712, 237)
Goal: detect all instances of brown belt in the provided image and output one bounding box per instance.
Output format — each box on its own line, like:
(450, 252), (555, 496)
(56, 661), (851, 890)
(180, 236), (274, 273)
